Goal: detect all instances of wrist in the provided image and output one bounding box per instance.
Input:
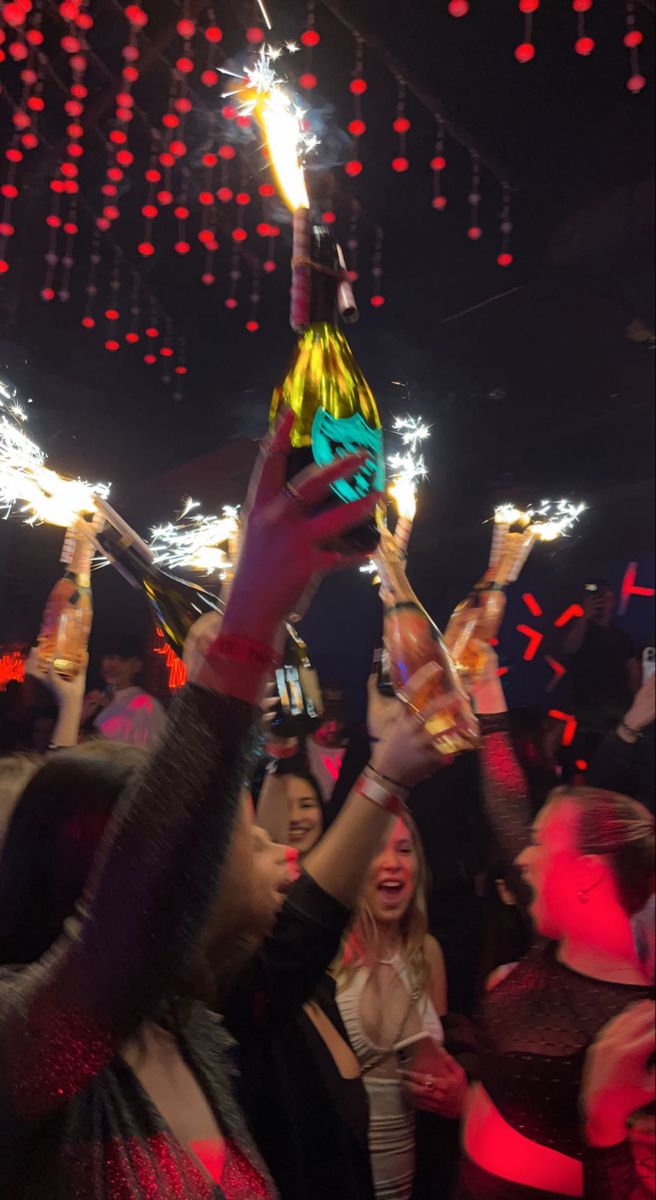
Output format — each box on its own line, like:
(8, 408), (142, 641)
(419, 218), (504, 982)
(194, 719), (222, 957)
(357, 769), (409, 814)
(221, 584), (283, 650)
(584, 1112), (629, 1148)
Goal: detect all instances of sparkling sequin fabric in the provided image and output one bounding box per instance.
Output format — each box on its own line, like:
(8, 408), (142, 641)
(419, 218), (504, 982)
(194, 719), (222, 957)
(0, 685), (277, 1199)
(479, 944), (651, 1160)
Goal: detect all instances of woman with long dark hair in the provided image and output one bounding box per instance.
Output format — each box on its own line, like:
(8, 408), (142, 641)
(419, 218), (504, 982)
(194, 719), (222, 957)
(0, 413), (379, 1200)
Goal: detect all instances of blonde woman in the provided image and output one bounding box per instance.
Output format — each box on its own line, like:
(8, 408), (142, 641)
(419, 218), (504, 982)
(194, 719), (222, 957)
(335, 809), (467, 1200)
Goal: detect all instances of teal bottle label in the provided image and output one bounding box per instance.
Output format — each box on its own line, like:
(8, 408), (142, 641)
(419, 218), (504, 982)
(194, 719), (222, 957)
(311, 410), (385, 503)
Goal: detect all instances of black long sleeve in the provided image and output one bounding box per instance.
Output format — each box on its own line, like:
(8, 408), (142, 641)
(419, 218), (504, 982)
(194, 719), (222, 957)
(584, 1140), (650, 1199)
(0, 683), (257, 1122)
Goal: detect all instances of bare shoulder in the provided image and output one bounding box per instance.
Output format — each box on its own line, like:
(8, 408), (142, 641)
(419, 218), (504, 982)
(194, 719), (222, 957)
(424, 935), (446, 972)
(485, 962), (519, 992)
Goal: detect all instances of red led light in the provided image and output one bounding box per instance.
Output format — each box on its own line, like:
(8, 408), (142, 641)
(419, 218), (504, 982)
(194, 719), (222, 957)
(65, 101), (83, 118)
(13, 112), (30, 130)
(96, 216), (110, 230)
(263, 259), (277, 273)
(624, 30), (643, 48)
(176, 56), (194, 74)
(246, 26), (265, 43)
(198, 191), (214, 206)
(497, 252), (514, 267)
(0, 222), (14, 236)
(145, 167), (161, 183)
(81, 315), (95, 328)
(58, 0), (78, 17)
(431, 155), (447, 171)
(125, 5), (147, 26)
(202, 153), (218, 169)
(105, 339), (120, 352)
(21, 132), (38, 150)
(448, 0), (469, 14)
(515, 41), (536, 62)
(349, 77), (367, 95)
(116, 149), (134, 167)
(174, 205), (189, 219)
(371, 295), (385, 308)
(345, 160), (363, 177)
(246, 320), (260, 332)
(1, 184), (18, 199)
(157, 190), (173, 205)
(2, 2), (26, 25)
(393, 117), (411, 134)
(169, 140), (187, 158)
(41, 286), (55, 300)
(146, 326), (159, 338)
(175, 365), (189, 375)
(176, 17), (195, 38)
(217, 187), (233, 203)
(144, 353), (157, 364)
(348, 119), (366, 137)
(627, 73), (646, 93)
(549, 710), (578, 747)
(125, 331), (139, 343)
(218, 145), (236, 160)
(575, 35), (595, 55)
(322, 210), (336, 224)
(299, 72), (317, 90)
(174, 240), (190, 254)
(223, 105), (237, 120)
(517, 625), (544, 661)
(63, 222), (78, 235)
(468, 225), (483, 240)
(232, 228), (248, 242)
(141, 204), (158, 219)
(46, 214), (62, 228)
(160, 346), (174, 357)
(159, 151), (175, 168)
(61, 162), (78, 178)
(67, 143), (84, 158)
(109, 129), (127, 145)
(572, 0), (591, 10)
(522, 593), (543, 617)
(162, 113), (179, 129)
(258, 183), (275, 197)
(27, 95), (44, 112)
(519, 0), (539, 9)
(432, 195), (448, 210)
(201, 272), (215, 285)
(301, 29), (320, 46)
(175, 96), (192, 114)
(392, 156), (409, 173)
(109, 166), (125, 182)
(138, 241), (155, 256)
(6, 148), (23, 163)
(235, 192), (251, 206)
(198, 229), (214, 244)
(225, 297), (238, 310)
(255, 222), (271, 237)
(122, 65), (139, 83)
(9, 41), (28, 61)
(205, 24), (223, 43)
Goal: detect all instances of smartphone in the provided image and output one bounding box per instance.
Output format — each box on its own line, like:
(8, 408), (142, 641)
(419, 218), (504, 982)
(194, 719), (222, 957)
(394, 1031), (444, 1075)
(585, 583), (600, 594)
(643, 647), (656, 686)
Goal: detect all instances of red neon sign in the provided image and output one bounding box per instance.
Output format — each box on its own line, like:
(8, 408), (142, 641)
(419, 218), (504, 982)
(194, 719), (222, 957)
(0, 650), (25, 691)
(619, 562), (655, 616)
(548, 709), (578, 747)
(516, 624), (544, 661)
(153, 628), (188, 691)
(522, 592), (543, 618)
(554, 604), (584, 628)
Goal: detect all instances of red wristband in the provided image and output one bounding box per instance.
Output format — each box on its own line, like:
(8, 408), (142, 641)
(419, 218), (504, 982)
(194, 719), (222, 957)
(207, 634), (282, 670)
(356, 773), (408, 815)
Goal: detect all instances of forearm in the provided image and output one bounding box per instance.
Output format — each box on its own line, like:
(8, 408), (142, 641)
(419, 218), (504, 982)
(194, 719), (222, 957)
(51, 695), (83, 747)
(471, 672), (532, 870)
(0, 682), (257, 1117)
(304, 784), (394, 909)
(562, 617), (588, 656)
(583, 1141), (648, 1199)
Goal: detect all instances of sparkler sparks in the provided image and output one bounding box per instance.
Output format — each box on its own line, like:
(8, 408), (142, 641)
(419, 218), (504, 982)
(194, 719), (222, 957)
(221, 45), (317, 211)
(387, 415), (431, 521)
(148, 500), (240, 578)
(494, 499), (586, 541)
(256, 0), (272, 30)
(0, 386), (109, 526)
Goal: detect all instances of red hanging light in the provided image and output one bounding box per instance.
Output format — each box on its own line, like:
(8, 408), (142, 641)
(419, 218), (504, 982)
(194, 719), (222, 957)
(391, 78), (410, 173)
(201, 6), (221, 87)
(515, 0), (538, 62)
(370, 224), (385, 308)
(448, 0), (469, 15)
(497, 182), (514, 266)
(431, 117), (448, 211)
(346, 36), (366, 178)
(573, 0), (595, 56)
(624, 0), (646, 93)
(299, 0), (318, 92)
(246, 261), (261, 332)
(467, 152), (483, 241)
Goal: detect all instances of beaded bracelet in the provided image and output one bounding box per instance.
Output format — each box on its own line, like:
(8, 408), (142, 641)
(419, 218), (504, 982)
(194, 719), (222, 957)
(207, 634), (282, 670)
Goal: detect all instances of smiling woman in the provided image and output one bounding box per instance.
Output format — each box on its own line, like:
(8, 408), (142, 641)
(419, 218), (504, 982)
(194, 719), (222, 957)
(257, 759), (327, 859)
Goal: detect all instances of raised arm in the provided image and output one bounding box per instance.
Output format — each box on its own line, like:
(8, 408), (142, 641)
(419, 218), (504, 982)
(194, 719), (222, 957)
(0, 411), (378, 1121)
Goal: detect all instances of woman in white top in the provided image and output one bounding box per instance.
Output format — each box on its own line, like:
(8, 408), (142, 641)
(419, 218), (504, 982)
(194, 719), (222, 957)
(336, 810), (467, 1200)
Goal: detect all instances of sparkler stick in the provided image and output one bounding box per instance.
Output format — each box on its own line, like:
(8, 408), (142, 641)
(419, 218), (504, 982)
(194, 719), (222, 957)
(388, 415), (431, 558)
(256, 0), (272, 30)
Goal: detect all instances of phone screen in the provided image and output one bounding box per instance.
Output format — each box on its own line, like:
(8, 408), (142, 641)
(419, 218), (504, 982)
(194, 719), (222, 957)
(643, 648), (656, 686)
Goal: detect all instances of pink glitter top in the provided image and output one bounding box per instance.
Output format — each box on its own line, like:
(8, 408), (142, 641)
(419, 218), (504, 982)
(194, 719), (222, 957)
(0, 685), (277, 1199)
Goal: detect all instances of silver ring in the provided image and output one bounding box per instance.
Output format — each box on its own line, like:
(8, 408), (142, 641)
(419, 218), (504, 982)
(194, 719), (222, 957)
(284, 482), (309, 509)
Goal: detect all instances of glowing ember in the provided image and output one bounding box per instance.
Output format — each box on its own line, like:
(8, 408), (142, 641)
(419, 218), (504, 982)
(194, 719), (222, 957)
(149, 499), (240, 578)
(494, 499), (586, 541)
(0, 383), (109, 526)
(221, 46), (317, 211)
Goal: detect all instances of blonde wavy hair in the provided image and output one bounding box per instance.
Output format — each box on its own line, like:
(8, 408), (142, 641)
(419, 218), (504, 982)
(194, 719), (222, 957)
(335, 809), (431, 996)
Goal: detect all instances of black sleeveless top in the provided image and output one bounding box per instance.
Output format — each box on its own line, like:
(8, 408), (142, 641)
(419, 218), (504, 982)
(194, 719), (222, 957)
(479, 943), (651, 1160)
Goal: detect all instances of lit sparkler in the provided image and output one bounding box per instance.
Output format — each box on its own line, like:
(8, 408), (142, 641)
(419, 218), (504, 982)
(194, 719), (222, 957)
(148, 499), (240, 579)
(0, 388), (109, 527)
(387, 415), (431, 554)
(256, 0), (272, 30)
(491, 498), (586, 583)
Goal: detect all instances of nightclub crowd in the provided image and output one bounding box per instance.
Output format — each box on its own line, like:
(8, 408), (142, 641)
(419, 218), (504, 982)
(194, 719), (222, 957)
(0, 426), (654, 1200)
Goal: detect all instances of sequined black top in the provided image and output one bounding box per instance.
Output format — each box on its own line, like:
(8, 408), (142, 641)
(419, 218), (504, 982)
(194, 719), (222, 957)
(479, 943), (651, 1160)
(0, 684), (277, 1200)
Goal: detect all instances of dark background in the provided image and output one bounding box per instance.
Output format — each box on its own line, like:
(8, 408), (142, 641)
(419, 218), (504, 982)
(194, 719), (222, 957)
(0, 0), (654, 714)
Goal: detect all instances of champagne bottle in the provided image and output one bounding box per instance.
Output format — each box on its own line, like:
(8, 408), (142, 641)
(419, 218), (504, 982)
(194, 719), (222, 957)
(270, 223), (385, 552)
(375, 530), (480, 756)
(81, 501), (222, 659)
(271, 623), (324, 738)
(444, 541), (521, 681)
(372, 645), (396, 698)
(36, 528), (94, 678)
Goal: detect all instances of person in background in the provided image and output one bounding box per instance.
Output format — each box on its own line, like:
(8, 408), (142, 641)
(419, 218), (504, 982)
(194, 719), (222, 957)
(335, 809), (466, 1200)
(257, 757), (326, 857)
(84, 632), (166, 749)
(581, 999), (656, 1198)
(306, 684), (350, 803)
(0, 753), (42, 857)
(562, 580), (640, 766)
(588, 674), (655, 812)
